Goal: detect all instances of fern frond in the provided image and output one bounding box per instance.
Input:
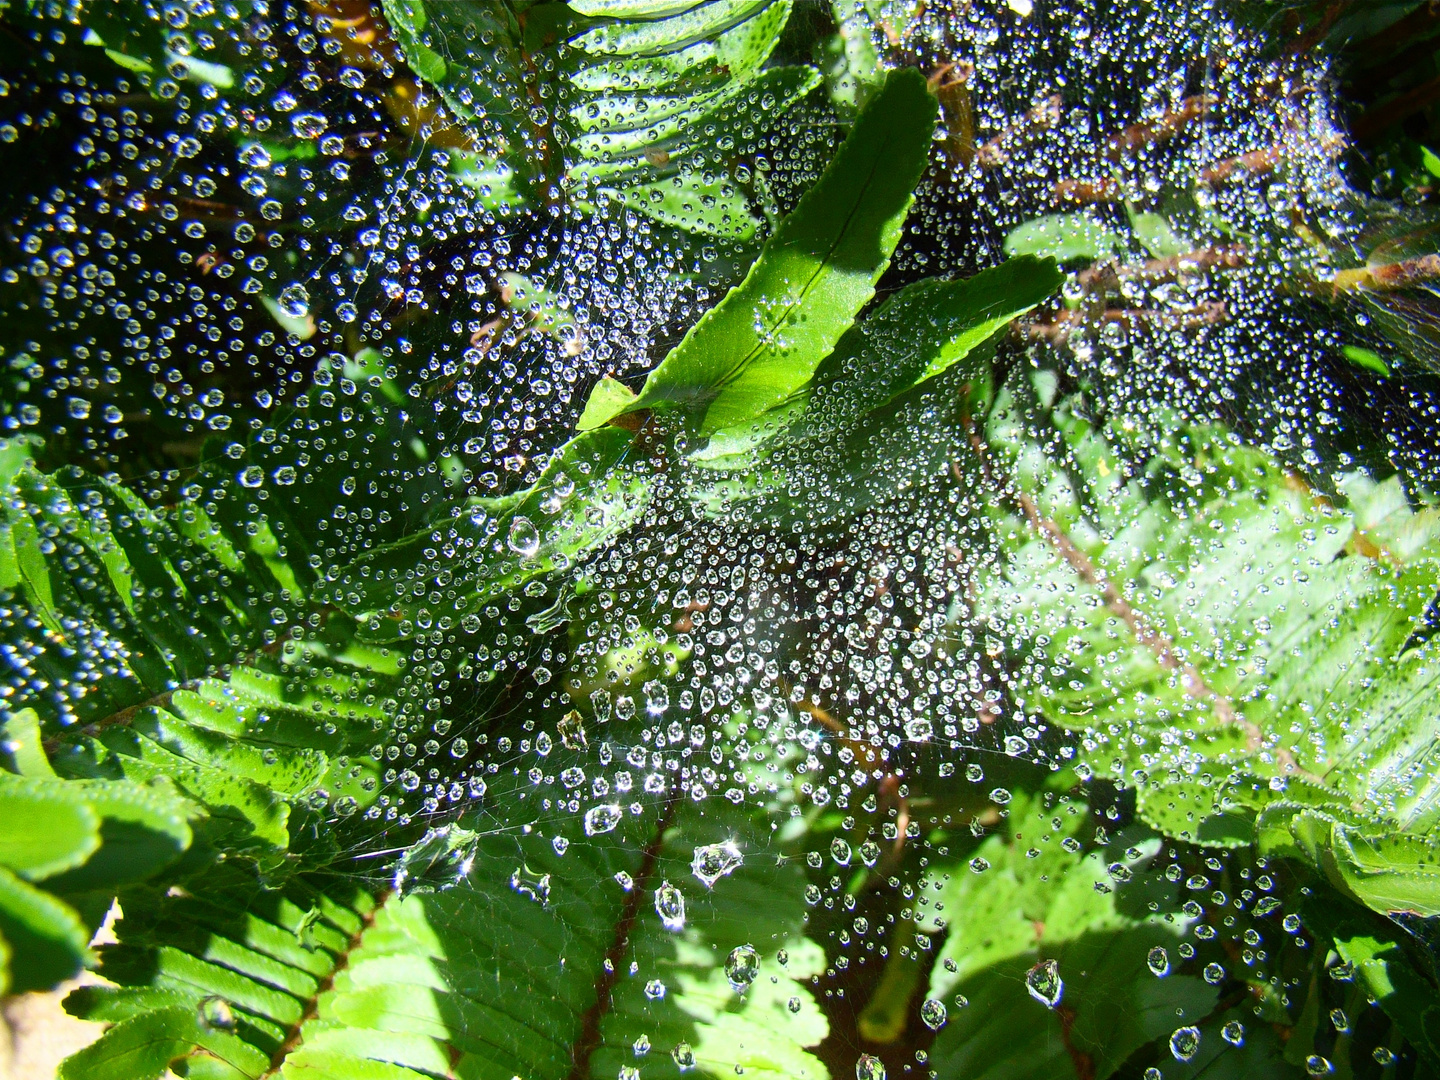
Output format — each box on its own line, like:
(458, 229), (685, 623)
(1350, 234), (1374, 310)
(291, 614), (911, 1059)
(62, 767), (828, 1080)
(379, 0), (818, 236)
(972, 369), (1440, 916)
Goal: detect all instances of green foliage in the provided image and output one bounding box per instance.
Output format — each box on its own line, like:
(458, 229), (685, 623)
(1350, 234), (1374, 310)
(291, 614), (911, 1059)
(379, 0), (819, 236)
(1, 5), (1438, 1077)
(686, 254), (1062, 533)
(0, 709), (195, 993)
(1004, 213), (1121, 264)
(327, 424), (650, 631)
(973, 370), (1440, 918)
(59, 760), (828, 1080)
(585, 67), (939, 434)
(917, 790), (1222, 1080)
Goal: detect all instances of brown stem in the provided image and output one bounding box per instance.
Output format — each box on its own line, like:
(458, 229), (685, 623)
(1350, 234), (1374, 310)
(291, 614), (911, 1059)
(1106, 94), (1217, 161)
(1283, 0), (1353, 57)
(40, 691), (171, 758)
(933, 62), (976, 169)
(1198, 131), (1344, 186)
(1076, 245), (1249, 291)
(262, 888), (391, 1077)
(41, 624), (300, 757)
(1051, 178), (1120, 205)
(1021, 301), (1227, 342)
(1327, 253), (1440, 293)
(567, 789), (681, 1080)
(1055, 1003), (1097, 1080)
(977, 95), (1062, 170)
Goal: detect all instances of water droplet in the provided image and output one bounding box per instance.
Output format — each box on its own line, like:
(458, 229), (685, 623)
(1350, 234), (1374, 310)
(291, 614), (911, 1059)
(197, 996), (235, 1031)
(644, 979), (666, 1000)
(510, 864), (551, 905)
(632, 1034), (650, 1056)
(277, 282), (310, 319)
(856, 1054), (886, 1080)
(830, 837), (852, 866)
(725, 944), (759, 992)
(691, 840), (743, 887)
(654, 880), (686, 930)
(920, 998), (947, 1031)
(1026, 959), (1063, 1007)
(393, 824), (478, 896)
(590, 689), (613, 723)
(291, 112), (328, 139)
(558, 710), (588, 750)
(508, 516), (540, 557)
(1170, 1026), (1201, 1063)
(672, 1042), (696, 1070)
(584, 803), (622, 835)
(1147, 946), (1170, 976)
(1222, 1020), (1245, 1046)
(1306, 1056), (1334, 1076)
(643, 678), (670, 715)
(788, 996), (802, 1013)
(904, 716), (932, 741)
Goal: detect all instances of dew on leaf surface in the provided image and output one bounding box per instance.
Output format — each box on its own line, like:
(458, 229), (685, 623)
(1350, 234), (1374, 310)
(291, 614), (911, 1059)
(0, 1), (1434, 1077)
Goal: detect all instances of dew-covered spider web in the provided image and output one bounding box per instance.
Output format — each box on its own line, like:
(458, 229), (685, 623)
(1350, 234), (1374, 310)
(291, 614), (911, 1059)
(2, 2), (1439, 1079)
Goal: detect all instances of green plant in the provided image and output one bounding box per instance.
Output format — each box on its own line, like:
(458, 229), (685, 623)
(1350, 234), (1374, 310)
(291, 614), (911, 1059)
(3, 3), (1440, 1079)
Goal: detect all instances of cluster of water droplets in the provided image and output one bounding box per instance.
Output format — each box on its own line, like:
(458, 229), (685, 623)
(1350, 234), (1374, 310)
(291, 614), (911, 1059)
(0, 1), (1421, 1077)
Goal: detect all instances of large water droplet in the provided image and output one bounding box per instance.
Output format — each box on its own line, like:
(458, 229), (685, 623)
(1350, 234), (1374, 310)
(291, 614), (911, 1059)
(1026, 959), (1063, 1007)
(920, 998), (947, 1031)
(1170, 1026), (1201, 1063)
(691, 840), (743, 887)
(197, 996), (236, 1032)
(507, 516), (541, 557)
(725, 944), (758, 992)
(291, 112), (328, 139)
(393, 824), (479, 896)
(654, 880), (686, 931)
(277, 282), (310, 319)
(672, 1042), (696, 1071)
(1147, 945), (1170, 976)
(558, 709), (588, 750)
(584, 803), (622, 835)
(510, 864), (551, 905)
(856, 1054), (886, 1080)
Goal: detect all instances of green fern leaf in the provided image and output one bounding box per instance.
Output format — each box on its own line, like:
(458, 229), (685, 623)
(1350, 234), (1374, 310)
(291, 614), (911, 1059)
(916, 790), (1221, 1080)
(610, 67), (937, 434)
(972, 370), (1440, 916)
(0, 437), (403, 863)
(379, 0), (816, 235)
(62, 765), (828, 1080)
